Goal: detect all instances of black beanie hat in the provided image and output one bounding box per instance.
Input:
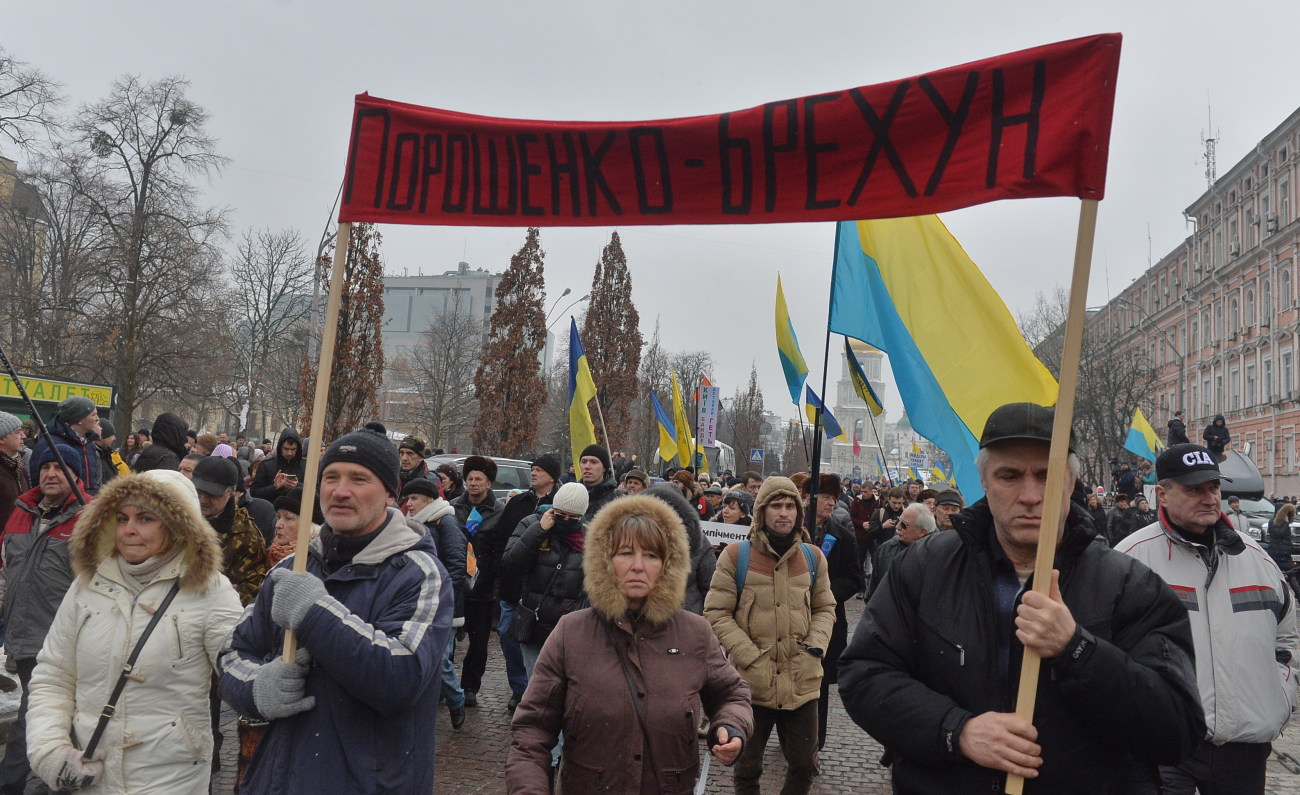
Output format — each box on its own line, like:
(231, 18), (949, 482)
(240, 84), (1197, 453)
(319, 426), (401, 498)
(274, 487), (325, 524)
(57, 396), (97, 425)
(461, 455), (498, 483)
(531, 454), (561, 481)
(401, 477), (442, 500)
(398, 436), (426, 456)
(579, 444), (611, 474)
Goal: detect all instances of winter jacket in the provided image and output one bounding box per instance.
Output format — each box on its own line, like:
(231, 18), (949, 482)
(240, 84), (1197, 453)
(1119, 513), (1298, 744)
(451, 490), (502, 601)
(205, 499), (268, 606)
(1168, 417), (1190, 445)
(1203, 415), (1231, 454)
(1268, 519), (1295, 571)
(239, 492), (278, 547)
(1114, 469), (1139, 500)
(218, 507), (453, 794)
(584, 473), (620, 519)
(849, 494), (877, 541)
(30, 415), (100, 494)
(643, 483), (717, 614)
(398, 460), (429, 491)
(1106, 506), (1136, 547)
(249, 427), (305, 502)
(704, 477), (836, 711)
(411, 498), (467, 620)
(507, 495), (752, 795)
(95, 443), (129, 485)
(837, 498), (1203, 794)
(867, 503), (903, 557)
(813, 511), (864, 684)
(27, 472), (244, 794)
(494, 486), (556, 604)
(0, 451), (29, 529)
(132, 412), (188, 473)
(0, 485), (88, 659)
(501, 511), (588, 646)
(870, 536), (908, 599)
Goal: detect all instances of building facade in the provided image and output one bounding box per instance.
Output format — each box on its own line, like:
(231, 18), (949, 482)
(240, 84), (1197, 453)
(1099, 106), (1300, 497)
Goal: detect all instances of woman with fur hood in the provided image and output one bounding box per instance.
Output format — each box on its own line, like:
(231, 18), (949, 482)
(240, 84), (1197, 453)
(506, 495), (753, 794)
(26, 470), (244, 793)
(641, 482), (716, 614)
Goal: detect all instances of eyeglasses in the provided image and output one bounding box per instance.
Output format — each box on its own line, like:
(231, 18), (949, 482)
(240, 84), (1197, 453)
(896, 520), (910, 531)
(553, 509), (582, 521)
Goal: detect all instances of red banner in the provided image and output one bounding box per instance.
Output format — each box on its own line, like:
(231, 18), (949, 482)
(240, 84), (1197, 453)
(339, 34), (1120, 227)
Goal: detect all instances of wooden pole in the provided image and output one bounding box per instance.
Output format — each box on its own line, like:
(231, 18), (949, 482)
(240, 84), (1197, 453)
(593, 394), (612, 462)
(1005, 199), (1098, 794)
(283, 220), (352, 662)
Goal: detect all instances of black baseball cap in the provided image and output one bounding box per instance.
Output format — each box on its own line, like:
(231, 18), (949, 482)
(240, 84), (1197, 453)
(1156, 443), (1233, 487)
(192, 456), (240, 496)
(979, 402), (1076, 453)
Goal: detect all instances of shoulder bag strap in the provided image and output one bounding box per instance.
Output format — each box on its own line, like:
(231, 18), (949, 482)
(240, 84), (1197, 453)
(81, 581), (182, 760)
(734, 540), (751, 595)
(601, 620), (660, 787)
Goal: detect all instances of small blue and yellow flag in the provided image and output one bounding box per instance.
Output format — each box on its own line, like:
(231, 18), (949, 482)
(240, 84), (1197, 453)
(1123, 407), (1164, 462)
(805, 385), (846, 440)
(845, 338), (884, 416)
(649, 390), (677, 462)
(931, 459), (950, 484)
(568, 318), (599, 471)
(776, 275), (810, 405)
(671, 372), (696, 470)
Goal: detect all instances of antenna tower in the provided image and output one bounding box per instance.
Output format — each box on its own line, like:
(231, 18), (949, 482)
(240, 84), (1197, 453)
(1202, 104), (1219, 188)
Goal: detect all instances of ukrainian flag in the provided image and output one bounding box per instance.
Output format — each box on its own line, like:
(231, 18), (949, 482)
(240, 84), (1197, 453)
(776, 275), (810, 405)
(568, 318), (599, 471)
(931, 459), (950, 484)
(829, 216), (1057, 500)
(671, 372), (696, 470)
(845, 338), (884, 416)
(1123, 407), (1164, 462)
(650, 390), (677, 462)
(805, 385), (846, 440)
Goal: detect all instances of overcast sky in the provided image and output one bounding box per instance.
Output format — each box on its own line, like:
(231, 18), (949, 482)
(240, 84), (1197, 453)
(8, 1), (1300, 429)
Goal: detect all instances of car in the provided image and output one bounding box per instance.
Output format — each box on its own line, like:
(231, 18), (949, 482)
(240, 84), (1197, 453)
(424, 454), (534, 500)
(1215, 449), (1273, 542)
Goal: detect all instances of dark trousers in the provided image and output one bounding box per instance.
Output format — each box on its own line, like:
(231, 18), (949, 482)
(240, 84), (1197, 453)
(1159, 738), (1271, 795)
(816, 677), (832, 750)
(733, 701), (818, 795)
(0, 658), (37, 795)
(459, 599), (495, 694)
(210, 682), (223, 772)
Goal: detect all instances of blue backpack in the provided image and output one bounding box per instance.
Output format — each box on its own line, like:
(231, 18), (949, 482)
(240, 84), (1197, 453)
(733, 539), (819, 594)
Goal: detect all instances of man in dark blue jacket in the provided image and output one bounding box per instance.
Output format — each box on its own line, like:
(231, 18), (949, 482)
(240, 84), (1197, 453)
(28, 396), (101, 494)
(218, 425), (452, 793)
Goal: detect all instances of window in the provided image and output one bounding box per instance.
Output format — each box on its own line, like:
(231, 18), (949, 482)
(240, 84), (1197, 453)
(1245, 363), (1256, 407)
(1284, 351), (1295, 397)
(1202, 377), (1212, 415)
(1283, 267), (1294, 306)
(1262, 277), (1273, 321)
(1191, 319), (1199, 349)
(1245, 288), (1256, 327)
(1282, 181), (1291, 224)
(1229, 297), (1239, 333)
(1215, 373), (1224, 410)
(1230, 367), (1241, 410)
(1191, 383), (1199, 416)
(1264, 357), (1273, 401)
(1215, 301), (1225, 339)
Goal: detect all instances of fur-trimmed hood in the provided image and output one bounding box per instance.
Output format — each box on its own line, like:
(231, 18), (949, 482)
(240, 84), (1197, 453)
(70, 470), (224, 592)
(583, 494), (690, 627)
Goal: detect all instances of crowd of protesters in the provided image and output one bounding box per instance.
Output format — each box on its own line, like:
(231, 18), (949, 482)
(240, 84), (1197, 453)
(0, 396), (1293, 793)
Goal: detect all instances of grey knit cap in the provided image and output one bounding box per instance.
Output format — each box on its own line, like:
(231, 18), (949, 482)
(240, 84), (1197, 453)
(0, 412), (20, 438)
(56, 396), (97, 425)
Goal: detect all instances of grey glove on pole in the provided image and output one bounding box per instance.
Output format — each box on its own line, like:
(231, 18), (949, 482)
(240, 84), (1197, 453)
(269, 568), (328, 631)
(253, 649), (316, 720)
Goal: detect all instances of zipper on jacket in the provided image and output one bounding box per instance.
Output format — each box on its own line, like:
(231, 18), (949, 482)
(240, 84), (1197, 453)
(172, 614), (183, 658)
(912, 609), (965, 666)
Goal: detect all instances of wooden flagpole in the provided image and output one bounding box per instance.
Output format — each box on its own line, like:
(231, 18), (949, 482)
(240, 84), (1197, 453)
(1004, 199), (1098, 794)
(283, 220), (352, 662)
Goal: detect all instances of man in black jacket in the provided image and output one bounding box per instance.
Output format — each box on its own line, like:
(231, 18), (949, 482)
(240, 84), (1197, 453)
(249, 428), (305, 502)
(1167, 410), (1190, 445)
(838, 402), (1203, 794)
(132, 412), (189, 473)
(809, 473), (864, 750)
(450, 455), (501, 707)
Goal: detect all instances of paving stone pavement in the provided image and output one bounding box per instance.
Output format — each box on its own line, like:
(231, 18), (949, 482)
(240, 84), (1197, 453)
(205, 595), (1300, 793)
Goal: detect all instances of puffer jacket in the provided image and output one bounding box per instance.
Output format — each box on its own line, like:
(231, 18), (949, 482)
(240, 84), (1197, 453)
(507, 495), (752, 795)
(584, 473), (620, 519)
(813, 508), (864, 684)
(411, 498), (467, 620)
(27, 471), (244, 794)
(494, 486), (557, 604)
(1119, 511), (1298, 744)
(451, 490), (501, 600)
(643, 483), (717, 614)
(218, 507), (453, 794)
(1268, 519), (1295, 570)
(0, 484), (89, 659)
(838, 498), (1204, 794)
(704, 477), (836, 711)
(1203, 415), (1231, 453)
(500, 510), (587, 646)
(132, 412), (188, 473)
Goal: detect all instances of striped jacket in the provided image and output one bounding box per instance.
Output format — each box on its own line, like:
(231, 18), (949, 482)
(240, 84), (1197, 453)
(1119, 512), (1298, 744)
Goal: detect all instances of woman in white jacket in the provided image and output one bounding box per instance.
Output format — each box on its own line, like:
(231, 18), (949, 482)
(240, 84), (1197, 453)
(26, 469), (244, 793)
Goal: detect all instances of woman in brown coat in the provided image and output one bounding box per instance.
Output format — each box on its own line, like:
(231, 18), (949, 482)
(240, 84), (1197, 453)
(507, 495), (753, 794)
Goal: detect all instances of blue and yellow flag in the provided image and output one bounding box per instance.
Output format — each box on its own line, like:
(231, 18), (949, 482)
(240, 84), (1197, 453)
(845, 338), (884, 416)
(931, 459), (950, 484)
(649, 390), (677, 462)
(671, 372), (696, 470)
(776, 275), (810, 405)
(568, 318), (599, 471)
(805, 385), (846, 440)
(1123, 407), (1164, 462)
(829, 216), (1057, 500)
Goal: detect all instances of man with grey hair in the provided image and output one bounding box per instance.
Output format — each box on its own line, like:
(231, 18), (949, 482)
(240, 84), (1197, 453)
(839, 402), (1204, 793)
(868, 502), (935, 599)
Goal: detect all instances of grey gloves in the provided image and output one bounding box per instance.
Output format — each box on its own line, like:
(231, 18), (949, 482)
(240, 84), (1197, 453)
(34, 746), (104, 791)
(269, 568), (327, 631)
(253, 649), (316, 720)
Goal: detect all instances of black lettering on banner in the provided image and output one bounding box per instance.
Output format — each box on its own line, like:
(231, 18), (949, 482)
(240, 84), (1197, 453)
(343, 107), (390, 208)
(546, 132), (581, 216)
(386, 132), (421, 211)
(987, 60), (1045, 188)
(471, 134), (519, 215)
(802, 92), (841, 211)
(718, 113), (753, 214)
(579, 131), (622, 216)
(628, 126), (672, 214)
(516, 133), (544, 216)
(762, 100), (798, 212)
(442, 133), (470, 213)
(919, 72), (979, 196)
(417, 134), (443, 213)
(847, 82), (918, 205)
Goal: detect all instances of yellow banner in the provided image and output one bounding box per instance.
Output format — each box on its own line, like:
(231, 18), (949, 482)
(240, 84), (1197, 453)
(0, 374), (114, 408)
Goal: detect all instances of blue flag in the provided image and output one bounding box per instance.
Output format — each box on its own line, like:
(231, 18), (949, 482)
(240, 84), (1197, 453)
(466, 506), (483, 537)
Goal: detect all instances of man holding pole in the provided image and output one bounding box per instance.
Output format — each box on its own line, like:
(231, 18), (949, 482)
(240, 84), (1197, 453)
(838, 402), (1204, 793)
(218, 426), (453, 793)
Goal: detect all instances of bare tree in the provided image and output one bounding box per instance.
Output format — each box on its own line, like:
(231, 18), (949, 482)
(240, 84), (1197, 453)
(725, 365), (766, 462)
(669, 349), (714, 439)
(0, 47), (63, 154)
(390, 290), (481, 450)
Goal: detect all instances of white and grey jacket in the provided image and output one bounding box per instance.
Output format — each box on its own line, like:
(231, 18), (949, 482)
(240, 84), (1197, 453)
(1119, 512), (1298, 744)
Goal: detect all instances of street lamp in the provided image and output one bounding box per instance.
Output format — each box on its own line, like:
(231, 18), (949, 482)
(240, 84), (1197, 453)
(545, 287), (573, 324)
(1113, 296), (1185, 413)
(546, 293), (590, 331)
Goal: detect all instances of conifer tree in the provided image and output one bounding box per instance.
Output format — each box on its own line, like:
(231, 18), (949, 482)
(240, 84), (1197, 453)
(581, 231), (642, 450)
